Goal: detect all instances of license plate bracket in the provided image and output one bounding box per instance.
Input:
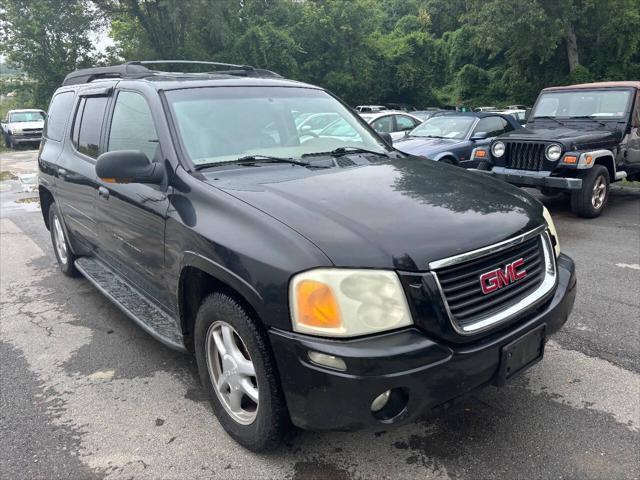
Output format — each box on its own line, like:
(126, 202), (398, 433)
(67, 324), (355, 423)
(494, 324), (545, 386)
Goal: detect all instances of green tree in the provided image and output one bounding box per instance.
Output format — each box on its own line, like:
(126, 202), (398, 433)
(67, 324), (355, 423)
(0, 0), (98, 107)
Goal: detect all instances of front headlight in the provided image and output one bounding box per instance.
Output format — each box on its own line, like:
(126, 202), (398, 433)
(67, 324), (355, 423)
(289, 269), (413, 337)
(545, 144), (562, 161)
(491, 141), (505, 158)
(542, 206), (560, 258)
(11, 126), (21, 134)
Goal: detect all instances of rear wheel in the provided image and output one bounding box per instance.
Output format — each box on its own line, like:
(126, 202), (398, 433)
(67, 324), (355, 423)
(570, 165), (610, 218)
(194, 293), (289, 451)
(49, 203), (79, 277)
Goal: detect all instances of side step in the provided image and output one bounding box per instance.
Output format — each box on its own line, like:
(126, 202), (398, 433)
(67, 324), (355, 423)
(75, 257), (186, 352)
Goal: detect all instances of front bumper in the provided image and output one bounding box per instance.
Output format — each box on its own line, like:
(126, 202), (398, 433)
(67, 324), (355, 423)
(484, 167), (582, 190)
(269, 254), (576, 431)
(7, 132), (42, 144)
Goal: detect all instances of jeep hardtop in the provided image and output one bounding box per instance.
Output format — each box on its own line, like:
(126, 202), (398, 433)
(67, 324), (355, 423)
(472, 81), (640, 217)
(39, 61), (576, 451)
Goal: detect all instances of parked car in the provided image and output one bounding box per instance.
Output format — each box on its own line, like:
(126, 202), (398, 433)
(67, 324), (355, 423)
(359, 110), (423, 141)
(354, 105), (386, 113)
(471, 81), (640, 218)
(40, 60), (576, 451)
(394, 112), (521, 166)
(474, 106), (498, 112)
(499, 108), (528, 125)
(1, 108), (46, 149)
(507, 104), (529, 110)
(410, 109), (450, 121)
(295, 112), (340, 136)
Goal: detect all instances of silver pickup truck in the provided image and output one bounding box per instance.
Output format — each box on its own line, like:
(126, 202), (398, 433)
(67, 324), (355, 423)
(1, 109), (46, 149)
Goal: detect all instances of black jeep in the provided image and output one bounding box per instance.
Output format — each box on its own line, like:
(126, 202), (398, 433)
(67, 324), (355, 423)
(472, 81), (640, 217)
(38, 61), (576, 451)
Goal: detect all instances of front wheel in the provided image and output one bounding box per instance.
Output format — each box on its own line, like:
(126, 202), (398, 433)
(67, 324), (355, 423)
(5, 134), (14, 149)
(194, 293), (289, 451)
(49, 203), (80, 277)
(570, 165), (610, 218)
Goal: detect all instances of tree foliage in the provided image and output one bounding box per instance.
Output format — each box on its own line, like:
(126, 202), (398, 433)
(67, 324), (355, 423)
(2, 0), (639, 109)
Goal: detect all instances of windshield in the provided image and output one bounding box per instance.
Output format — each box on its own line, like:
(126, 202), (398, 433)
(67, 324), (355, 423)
(531, 89), (632, 119)
(165, 87), (387, 165)
(409, 116), (475, 139)
(9, 111), (45, 123)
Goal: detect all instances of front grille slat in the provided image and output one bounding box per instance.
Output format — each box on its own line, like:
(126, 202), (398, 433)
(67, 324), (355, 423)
(505, 141), (547, 171)
(434, 235), (546, 329)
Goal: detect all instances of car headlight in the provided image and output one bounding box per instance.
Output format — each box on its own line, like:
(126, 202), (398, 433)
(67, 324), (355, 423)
(542, 206), (560, 258)
(491, 141), (505, 158)
(545, 144), (562, 161)
(289, 268), (413, 337)
(11, 126), (21, 134)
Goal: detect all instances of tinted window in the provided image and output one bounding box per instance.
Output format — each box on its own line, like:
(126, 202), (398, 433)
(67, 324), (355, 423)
(371, 115), (393, 133)
(44, 92), (75, 142)
(108, 91), (158, 160)
(73, 96), (108, 158)
(474, 116), (509, 137)
(396, 115), (418, 131)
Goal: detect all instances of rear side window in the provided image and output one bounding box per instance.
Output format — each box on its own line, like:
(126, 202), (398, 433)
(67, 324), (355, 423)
(372, 115), (393, 133)
(475, 116), (510, 137)
(72, 96), (108, 158)
(44, 92), (75, 142)
(108, 91), (159, 160)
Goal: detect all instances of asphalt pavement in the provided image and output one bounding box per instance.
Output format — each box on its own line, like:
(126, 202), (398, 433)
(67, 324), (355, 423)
(1, 149), (638, 479)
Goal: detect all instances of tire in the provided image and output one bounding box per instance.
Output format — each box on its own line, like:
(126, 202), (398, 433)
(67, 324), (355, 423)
(48, 203), (80, 277)
(570, 165), (610, 218)
(194, 293), (289, 451)
(439, 157), (457, 165)
(5, 134), (14, 149)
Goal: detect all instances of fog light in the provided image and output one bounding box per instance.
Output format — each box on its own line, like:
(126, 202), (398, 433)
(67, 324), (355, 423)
(307, 351), (346, 371)
(371, 390), (391, 412)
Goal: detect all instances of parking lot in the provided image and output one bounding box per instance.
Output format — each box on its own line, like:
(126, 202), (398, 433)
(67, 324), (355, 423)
(0, 148), (638, 479)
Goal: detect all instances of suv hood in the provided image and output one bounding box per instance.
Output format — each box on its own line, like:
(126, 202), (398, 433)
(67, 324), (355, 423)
(500, 123), (620, 149)
(204, 158), (543, 271)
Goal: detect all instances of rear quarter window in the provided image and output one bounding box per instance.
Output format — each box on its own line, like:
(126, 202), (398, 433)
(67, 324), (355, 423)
(71, 96), (109, 159)
(44, 91), (75, 142)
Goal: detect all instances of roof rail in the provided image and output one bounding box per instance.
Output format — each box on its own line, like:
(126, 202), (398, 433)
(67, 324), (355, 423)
(62, 60), (281, 86)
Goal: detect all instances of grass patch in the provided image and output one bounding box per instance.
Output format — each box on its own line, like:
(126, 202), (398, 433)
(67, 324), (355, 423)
(0, 170), (18, 181)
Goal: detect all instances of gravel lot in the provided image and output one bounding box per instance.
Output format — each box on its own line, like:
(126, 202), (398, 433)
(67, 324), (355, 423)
(1, 149), (638, 479)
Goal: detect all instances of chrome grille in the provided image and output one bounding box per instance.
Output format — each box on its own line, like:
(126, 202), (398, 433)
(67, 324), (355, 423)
(505, 142), (547, 171)
(431, 228), (557, 335)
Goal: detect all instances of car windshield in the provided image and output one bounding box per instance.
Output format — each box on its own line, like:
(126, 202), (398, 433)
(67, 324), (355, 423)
(165, 86), (387, 165)
(531, 89), (633, 119)
(409, 116), (475, 139)
(9, 111), (45, 123)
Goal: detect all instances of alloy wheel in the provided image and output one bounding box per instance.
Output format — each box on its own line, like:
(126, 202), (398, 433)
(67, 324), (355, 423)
(52, 213), (68, 264)
(205, 321), (259, 425)
(591, 175), (607, 209)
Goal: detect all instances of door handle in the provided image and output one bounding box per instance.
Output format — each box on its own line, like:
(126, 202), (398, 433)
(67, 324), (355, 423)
(58, 168), (67, 178)
(98, 186), (110, 200)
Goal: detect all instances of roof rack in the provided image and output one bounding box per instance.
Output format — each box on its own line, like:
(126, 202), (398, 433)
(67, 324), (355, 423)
(62, 60), (282, 86)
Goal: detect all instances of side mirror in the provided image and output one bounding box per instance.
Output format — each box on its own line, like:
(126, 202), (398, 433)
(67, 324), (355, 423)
(96, 150), (164, 185)
(300, 124), (312, 133)
(379, 132), (393, 146)
(470, 131), (489, 141)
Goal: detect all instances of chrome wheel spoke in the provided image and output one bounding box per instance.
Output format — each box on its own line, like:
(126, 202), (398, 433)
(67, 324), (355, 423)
(239, 377), (259, 403)
(228, 389), (243, 412)
(212, 329), (226, 356)
(237, 357), (255, 376)
(216, 373), (228, 393)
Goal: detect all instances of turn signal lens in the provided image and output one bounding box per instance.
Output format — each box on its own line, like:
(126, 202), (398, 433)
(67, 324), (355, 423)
(562, 155), (577, 164)
(475, 149), (487, 158)
(295, 280), (342, 329)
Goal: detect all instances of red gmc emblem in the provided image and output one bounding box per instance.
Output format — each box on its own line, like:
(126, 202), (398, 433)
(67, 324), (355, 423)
(480, 258), (527, 294)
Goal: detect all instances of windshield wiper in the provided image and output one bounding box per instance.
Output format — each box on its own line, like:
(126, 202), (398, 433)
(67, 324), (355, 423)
(567, 115), (607, 127)
(302, 147), (388, 158)
(194, 155), (311, 170)
(532, 116), (566, 126)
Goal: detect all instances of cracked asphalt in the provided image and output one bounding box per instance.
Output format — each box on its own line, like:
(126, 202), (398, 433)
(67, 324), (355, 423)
(1, 149), (639, 479)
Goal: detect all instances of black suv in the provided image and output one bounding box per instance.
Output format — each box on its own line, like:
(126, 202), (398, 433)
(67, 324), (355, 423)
(472, 81), (640, 217)
(38, 61), (576, 451)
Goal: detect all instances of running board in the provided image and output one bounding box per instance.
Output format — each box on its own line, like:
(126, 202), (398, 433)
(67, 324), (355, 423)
(75, 257), (186, 352)
(615, 171), (627, 181)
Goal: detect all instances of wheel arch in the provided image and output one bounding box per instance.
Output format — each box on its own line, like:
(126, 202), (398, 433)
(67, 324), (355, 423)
(434, 152), (458, 164)
(39, 186), (55, 230)
(177, 252), (266, 353)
